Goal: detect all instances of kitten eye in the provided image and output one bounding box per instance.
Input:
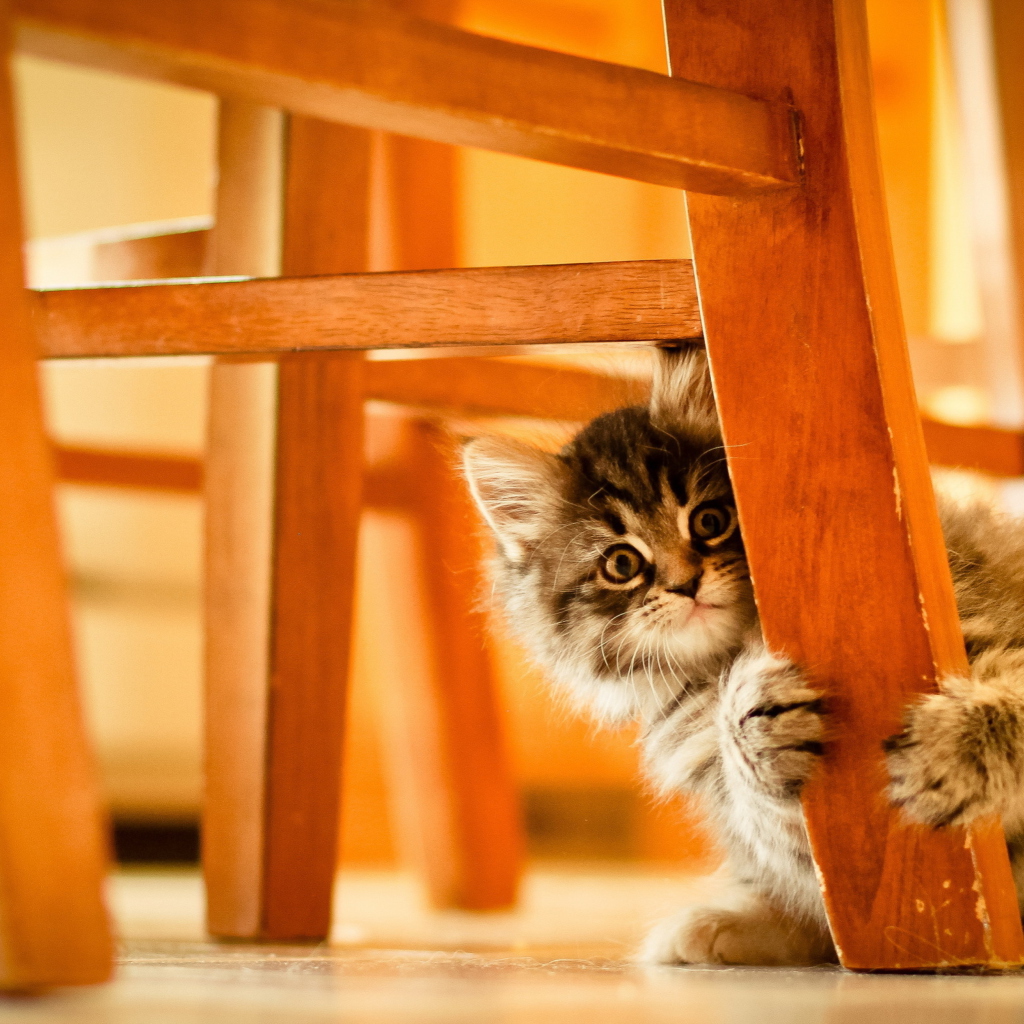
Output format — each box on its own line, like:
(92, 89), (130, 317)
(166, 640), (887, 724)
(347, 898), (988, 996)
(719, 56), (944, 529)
(690, 502), (735, 542)
(600, 543), (646, 585)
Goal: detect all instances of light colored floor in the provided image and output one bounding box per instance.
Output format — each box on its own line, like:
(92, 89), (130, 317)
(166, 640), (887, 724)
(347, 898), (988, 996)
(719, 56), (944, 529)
(4, 866), (1024, 1022)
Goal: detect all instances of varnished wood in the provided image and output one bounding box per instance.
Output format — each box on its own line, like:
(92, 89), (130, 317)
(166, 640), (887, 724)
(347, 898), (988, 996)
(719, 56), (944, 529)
(262, 349), (364, 938)
(367, 413), (523, 908)
(665, 0), (1023, 969)
(54, 443), (203, 492)
(202, 100), (285, 940)
(0, 0), (112, 988)
(32, 260), (700, 358)
(258, 118), (371, 940)
(365, 358), (646, 422)
(50, 372), (1022, 495)
(920, 416), (1024, 477)
(92, 228), (209, 282)
(12, 0), (798, 197)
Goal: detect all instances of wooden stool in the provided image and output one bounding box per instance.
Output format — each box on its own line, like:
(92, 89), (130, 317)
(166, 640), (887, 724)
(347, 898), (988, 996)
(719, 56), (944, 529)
(5, 0), (1024, 984)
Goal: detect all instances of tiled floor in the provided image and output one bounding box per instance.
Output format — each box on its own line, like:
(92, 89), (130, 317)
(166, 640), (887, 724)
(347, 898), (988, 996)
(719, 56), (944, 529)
(3, 867), (1024, 1022)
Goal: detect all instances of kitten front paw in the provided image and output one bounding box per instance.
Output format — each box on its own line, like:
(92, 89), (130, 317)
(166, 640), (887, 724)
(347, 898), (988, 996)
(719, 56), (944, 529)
(640, 903), (833, 967)
(641, 906), (753, 965)
(885, 680), (1018, 828)
(724, 650), (827, 800)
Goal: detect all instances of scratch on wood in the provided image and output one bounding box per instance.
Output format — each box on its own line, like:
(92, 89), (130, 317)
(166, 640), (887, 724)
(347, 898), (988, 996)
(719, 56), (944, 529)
(966, 829), (998, 959)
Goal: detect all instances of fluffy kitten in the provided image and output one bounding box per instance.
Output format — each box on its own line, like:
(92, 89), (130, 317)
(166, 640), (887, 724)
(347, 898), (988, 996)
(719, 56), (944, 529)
(462, 345), (1024, 967)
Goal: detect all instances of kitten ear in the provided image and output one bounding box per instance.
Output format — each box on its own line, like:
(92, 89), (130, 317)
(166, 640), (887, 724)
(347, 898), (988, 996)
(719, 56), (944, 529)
(462, 435), (565, 562)
(649, 345), (720, 439)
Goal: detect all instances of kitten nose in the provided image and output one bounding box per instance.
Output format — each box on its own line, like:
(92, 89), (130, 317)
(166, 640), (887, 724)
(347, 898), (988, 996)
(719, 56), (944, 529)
(667, 573), (702, 600)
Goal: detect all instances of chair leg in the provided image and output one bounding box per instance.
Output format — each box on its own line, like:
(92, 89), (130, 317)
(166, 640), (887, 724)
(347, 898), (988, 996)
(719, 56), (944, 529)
(203, 106), (368, 939)
(0, 2), (112, 987)
(663, 0), (1023, 969)
(202, 99), (287, 939)
(366, 413), (524, 909)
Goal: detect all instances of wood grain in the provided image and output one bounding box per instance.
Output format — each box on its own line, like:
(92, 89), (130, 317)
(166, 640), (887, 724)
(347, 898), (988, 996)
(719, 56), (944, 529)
(367, 413), (523, 908)
(0, 0), (112, 988)
(12, 0), (798, 197)
(262, 348), (364, 938)
(202, 100), (284, 940)
(257, 117), (371, 940)
(666, 0), (1023, 969)
(33, 260), (700, 358)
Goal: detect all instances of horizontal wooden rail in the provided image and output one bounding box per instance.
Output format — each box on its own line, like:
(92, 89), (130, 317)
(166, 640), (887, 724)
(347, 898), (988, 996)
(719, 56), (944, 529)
(92, 227), (209, 283)
(54, 445), (203, 493)
(13, 0), (799, 196)
(51, 363), (1023, 495)
(365, 357), (647, 421)
(32, 260), (701, 358)
(920, 416), (1024, 477)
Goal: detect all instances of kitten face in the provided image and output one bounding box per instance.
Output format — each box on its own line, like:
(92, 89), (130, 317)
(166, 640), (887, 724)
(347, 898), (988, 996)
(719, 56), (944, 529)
(464, 348), (757, 723)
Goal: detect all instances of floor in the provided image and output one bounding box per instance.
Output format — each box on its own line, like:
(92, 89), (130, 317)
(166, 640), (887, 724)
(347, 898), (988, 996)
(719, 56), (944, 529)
(4, 866), (1024, 1022)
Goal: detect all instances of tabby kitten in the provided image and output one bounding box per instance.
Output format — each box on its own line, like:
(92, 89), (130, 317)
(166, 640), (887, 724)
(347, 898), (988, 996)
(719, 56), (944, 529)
(462, 346), (1024, 967)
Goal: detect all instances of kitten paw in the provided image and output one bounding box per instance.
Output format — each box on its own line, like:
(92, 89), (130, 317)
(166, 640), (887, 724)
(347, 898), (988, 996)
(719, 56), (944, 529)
(885, 680), (1019, 828)
(640, 904), (833, 967)
(724, 650), (827, 800)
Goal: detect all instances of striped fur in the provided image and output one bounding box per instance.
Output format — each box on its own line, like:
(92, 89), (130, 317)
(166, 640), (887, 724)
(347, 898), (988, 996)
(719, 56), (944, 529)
(463, 346), (1024, 966)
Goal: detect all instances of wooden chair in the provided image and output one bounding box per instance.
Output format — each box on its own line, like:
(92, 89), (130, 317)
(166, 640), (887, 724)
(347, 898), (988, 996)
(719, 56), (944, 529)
(4, 0), (1024, 987)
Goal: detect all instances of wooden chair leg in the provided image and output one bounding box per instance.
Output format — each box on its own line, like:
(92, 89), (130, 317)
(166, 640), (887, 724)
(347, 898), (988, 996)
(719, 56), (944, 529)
(664, 0), (1023, 969)
(0, 1), (112, 987)
(203, 99), (286, 939)
(203, 105), (368, 939)
(367, 413), (524, 909)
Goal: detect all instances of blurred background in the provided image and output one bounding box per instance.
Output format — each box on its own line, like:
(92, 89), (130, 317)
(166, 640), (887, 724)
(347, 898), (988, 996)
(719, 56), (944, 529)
(13, 0), (998, 869)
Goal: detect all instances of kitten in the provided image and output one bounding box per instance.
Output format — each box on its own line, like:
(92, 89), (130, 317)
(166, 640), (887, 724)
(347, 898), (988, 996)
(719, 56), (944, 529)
(462, 345), (1024, 967)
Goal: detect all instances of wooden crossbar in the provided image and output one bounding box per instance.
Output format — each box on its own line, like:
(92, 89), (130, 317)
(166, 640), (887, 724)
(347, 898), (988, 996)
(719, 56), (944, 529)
(31, 261), (700, 358)
(12, 0), (799, 196)
(50, 358), (1021, 492)
(54, 445), (203, 493)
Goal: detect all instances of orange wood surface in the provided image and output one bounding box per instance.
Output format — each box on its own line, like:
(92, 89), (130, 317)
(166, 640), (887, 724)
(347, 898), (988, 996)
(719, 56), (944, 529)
(262, 349), (364, 937)
(368, 413), (523, 908)
(48, 368), (1023, 496)
(0, 0), (112, 989)
(866, 0), (932, 340)
(202, 100), (285, 939)
(92, 228), (209, 283)
(365, 358), (647, 422)
(375, 0), (525, 906)
(12, 0), (798, 196)
(666, 0), (1023, 969)
(32, 259), (701, 359)
(53, 444), (203, 493)
(257, 117), (371, 940)
(920, 415), (1024, 477)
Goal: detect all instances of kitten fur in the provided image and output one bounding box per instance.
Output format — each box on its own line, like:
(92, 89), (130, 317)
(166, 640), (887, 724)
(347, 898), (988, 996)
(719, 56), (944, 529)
(462, 346), (1024, 967)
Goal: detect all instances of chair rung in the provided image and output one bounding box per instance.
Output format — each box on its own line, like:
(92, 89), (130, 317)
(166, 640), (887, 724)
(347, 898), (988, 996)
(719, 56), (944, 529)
(51, 368), (1018, 496)
(14, 0), (799, 196)
(33, 260), (701, 358)
(920, 416), (1024, 477)
(53, 445), (203, 493)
